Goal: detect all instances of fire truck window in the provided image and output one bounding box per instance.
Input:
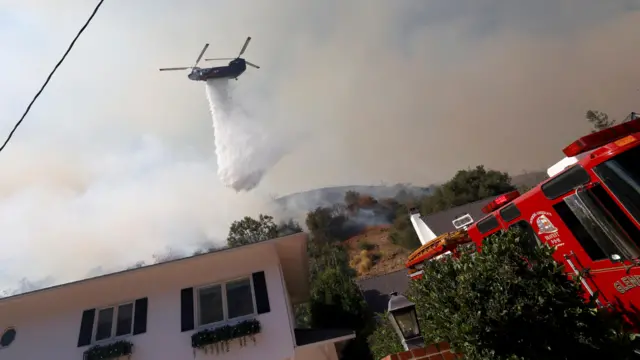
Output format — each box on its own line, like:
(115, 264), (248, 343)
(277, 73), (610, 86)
(541, 165), (591, 200)
(563, 187), (640, 260)
(552, 201), (607, 261)
(477, 215), (499, 234)
(589, 183), (640, 248)
(499, 203), (521, 223)
(593, 145), (640, 225)
(510, 221), (540, 251)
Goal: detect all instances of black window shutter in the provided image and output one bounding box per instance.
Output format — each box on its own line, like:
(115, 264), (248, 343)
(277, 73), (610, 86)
(180, 287), (195, 332)
(252, 271), (271, 314)
(133, 297), (148, 335)
(77, 308), (95, 347)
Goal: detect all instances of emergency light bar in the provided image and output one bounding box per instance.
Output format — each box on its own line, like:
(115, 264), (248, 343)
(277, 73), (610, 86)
(481, 190), (521, 214)
(563, 115), (640, 157)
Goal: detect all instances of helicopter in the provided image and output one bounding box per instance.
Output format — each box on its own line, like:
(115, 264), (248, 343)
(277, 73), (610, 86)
(159, 37), (260, 81)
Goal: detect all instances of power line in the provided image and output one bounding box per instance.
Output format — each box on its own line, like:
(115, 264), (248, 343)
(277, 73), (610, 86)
(0, 0), (106, 155)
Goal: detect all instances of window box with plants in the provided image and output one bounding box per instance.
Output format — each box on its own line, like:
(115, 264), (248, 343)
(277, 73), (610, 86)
(186, 275), (268, 356)
(191, 318), (261, 355)
(83, 339), (134, 360)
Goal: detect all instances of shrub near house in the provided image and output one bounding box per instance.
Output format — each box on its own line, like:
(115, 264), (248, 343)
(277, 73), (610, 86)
(407, 228), (639, 360)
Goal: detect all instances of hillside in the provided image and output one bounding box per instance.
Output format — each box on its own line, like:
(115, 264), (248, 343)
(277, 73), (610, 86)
(343, 225), (410, 279)
(337, 171), (548, 279)
(273, 171), (546, 214)
(274, 184), (433, 213)
(275, 170), (548, 279)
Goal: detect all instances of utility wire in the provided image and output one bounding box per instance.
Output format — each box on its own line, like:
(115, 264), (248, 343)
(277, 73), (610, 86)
(0, 0), (106, 154)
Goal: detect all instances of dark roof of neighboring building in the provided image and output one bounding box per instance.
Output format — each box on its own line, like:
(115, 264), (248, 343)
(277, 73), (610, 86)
(294, 328), (354, 346)
(357, 269), (410, 314)
(421, 196), (497, 235)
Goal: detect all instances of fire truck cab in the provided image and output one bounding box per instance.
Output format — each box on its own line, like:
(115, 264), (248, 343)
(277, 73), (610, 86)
(466, 114), (640, 322)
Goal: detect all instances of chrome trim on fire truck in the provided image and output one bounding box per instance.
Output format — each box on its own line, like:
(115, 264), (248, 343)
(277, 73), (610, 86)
(564, 253), (602, 307)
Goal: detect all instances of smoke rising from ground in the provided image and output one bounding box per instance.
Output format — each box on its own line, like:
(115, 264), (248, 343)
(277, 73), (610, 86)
(206, 79), (288, 192)
(1, 0), (640, 293)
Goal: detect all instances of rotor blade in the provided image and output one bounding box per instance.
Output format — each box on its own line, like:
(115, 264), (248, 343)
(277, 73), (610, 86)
(159, 67), (191, 71)
(238, 37), (251, 57)
(193, 43), (209, 68)
(245, 61), (260, 69)
(204, 58), (236, 61)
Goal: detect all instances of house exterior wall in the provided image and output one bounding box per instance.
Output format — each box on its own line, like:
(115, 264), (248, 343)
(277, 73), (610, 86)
(0, 243), (297, 360)
(294, 343), (340, 360)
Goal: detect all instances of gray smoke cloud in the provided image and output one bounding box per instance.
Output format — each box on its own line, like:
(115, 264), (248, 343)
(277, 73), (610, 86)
(0, 0), (639, 291)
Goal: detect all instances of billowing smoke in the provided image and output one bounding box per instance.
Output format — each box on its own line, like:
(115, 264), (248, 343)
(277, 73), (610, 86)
(2, 0), (640, 294)
(206, 79), (288, 192)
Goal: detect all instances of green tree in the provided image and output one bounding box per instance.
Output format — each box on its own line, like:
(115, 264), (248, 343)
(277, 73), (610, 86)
(305, 205), (349, 242)
(388, 207), (421, 250)
(367, 312), (404, 360)
(301, 203), (378, 359)
(387, 165), (515, 250)
(407, 227), (637, 360)
(277, 218), (303, 236)
(420, 165), (515, 215)
(308, 241), (354, 279)
(586, 109), (616, 132)
(309, 267), (374, 359)
(226, 214), (278, 247)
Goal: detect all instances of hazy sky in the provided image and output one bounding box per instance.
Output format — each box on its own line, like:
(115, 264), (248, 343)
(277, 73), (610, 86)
(1, 0), (639, 290)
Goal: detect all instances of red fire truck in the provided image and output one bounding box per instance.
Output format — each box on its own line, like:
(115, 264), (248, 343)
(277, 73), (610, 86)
(407, 113), (640, 319)
(467, 114), (640, 315)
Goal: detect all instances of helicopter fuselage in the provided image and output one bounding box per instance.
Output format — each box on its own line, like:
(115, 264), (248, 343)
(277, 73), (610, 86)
(187, 59), (247, 81)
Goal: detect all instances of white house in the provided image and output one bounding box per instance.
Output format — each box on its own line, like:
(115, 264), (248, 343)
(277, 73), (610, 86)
(0, 232), (355, 360)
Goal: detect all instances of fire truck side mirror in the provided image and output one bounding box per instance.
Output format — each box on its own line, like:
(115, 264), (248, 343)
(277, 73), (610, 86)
(610, 253), (622, 263)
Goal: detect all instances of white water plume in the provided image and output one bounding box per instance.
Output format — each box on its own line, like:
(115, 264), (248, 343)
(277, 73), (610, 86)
(206, 79), (286, 192)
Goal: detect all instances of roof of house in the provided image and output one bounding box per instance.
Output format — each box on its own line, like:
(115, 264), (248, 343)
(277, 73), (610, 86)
(0, 232), (309, 308)
(421, 196), (497, 235)
(357, 269), (410, 314)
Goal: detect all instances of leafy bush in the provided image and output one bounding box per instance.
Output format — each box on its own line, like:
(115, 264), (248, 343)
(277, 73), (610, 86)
(367, 313), (404, 360)
(309, 267), (374, 359)
(407, 227), (639, 360)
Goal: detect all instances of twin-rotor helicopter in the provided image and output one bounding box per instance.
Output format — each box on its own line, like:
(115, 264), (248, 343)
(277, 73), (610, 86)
(159, 37), (259, 81)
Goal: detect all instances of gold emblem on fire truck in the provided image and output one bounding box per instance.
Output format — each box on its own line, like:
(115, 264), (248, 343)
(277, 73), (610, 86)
(535, 214), (558, 235)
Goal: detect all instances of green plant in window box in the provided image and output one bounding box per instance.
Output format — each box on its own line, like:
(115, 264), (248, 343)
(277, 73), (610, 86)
(191, 319), (261, 355)
(83, 340), (133, 360)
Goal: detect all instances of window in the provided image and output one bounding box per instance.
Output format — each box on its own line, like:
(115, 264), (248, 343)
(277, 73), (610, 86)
(0, 328), (16, 348)
(554, 200), (608, 261)
(500, 203), (521, 223)
(589, 184), (640, 248)
(477, 215), (499, 234)
(197, 277), (256, 327)
(593, 145), (640, 225)
(77, 297), (147, 348)
(94, 303), (134, 342)
(554, 185), (640, 262)
(541, 165), (591, 200)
